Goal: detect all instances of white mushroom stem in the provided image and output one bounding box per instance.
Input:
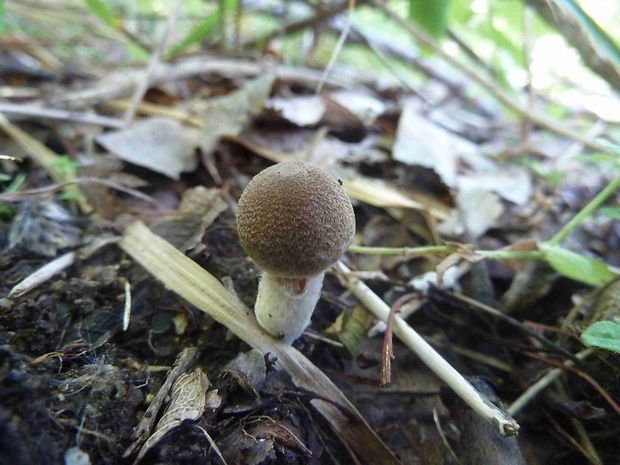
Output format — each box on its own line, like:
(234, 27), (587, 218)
(335, 261), (520, 437)
(254, 272), (325, 343)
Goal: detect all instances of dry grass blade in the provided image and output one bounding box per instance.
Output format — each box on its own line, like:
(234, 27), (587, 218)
(119, 221), (402, 465)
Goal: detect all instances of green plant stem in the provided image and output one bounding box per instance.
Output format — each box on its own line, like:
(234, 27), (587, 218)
(348, 245), (545, 261)
(548, 173), (620, 246)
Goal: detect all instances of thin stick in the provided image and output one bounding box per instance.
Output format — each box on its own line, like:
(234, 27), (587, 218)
(548, 173), (620, 246)
(335, 261), (520, 436)
(508, 348), (593, 416)
(8, 251), (76, 298)
(122, 279), (132, 331)
(0, 102), (124, 128)
(435, 289), (582, 365)
(315, 0), (355, 94)
(123, 0), (182, 125)
(348, 244), (545, 261)
(0, 177), (159, 205)
(518, 350), (620, 418)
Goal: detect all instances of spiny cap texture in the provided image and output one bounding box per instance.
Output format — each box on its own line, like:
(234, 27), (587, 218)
(237, 161), (355, 277)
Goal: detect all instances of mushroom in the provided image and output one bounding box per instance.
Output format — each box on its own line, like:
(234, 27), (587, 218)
(236, 161), (356, 343)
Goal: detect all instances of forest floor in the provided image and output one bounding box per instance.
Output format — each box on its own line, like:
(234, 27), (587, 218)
(2, 3), (620, 465)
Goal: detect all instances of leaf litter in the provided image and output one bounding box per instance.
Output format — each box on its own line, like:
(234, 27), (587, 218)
(1, 5), (620, 465)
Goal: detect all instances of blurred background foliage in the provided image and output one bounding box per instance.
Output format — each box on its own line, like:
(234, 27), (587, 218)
(3, 0), (619, 94)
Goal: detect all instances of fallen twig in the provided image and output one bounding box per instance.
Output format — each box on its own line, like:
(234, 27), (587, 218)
(335, 261), (520, 437)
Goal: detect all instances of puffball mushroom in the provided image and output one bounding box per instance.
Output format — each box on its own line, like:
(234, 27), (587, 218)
(236, 161), (356, 343)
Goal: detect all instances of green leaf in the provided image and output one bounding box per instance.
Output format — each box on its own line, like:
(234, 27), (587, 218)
(581, 319), (620, 352)
(84, 0), (116, 28)
(556, 0), (620, 72)
(48, 155), (78, 181)
(600, 207), (620, 220)
(540, 243), (616, 287)
(408, 0), (450, 39)
(0, 0), (5, 36)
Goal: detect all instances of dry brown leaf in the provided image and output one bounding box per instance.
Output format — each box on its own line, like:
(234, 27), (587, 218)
(150, 187), (227, 252)
(136, 369), (210, 462)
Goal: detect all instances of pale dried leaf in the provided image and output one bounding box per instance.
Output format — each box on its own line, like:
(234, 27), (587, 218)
(345, 177), (452, 220)
(328, 91), (386, 126)
(97, 117), (200, 180)
(393, 98), (476, 187)
(459, 189), (504, 238)
(439, 189), (503, 238)
(159, 369), (210, 425)
(136, 369), (209, 461)
(459, 166), (532, 206)
(266, 95), (325, 126)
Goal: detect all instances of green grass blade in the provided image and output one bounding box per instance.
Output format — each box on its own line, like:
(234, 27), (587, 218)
(84, 0), (116, 28)
(168, 14), (221, 57)
(168, 0), (239, 57)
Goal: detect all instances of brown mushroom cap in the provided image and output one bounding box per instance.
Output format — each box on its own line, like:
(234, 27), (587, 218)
(236, 161), (355, 277)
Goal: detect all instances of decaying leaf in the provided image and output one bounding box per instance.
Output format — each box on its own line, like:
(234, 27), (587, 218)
(323, 305), (374, 357)
(136, 368), (210, 462)
(345, 176), (452, 220)
(458, 188), (504, 238)
(227, 127), (316, 163)
(8, 199), (81, 257)
(497, 239), (540, 271)
(393, 98), (476, 187)
(150, 186), (228, 252)
(265, 95), (325, 126)
(223, 349), (267, 398)
(459, 165), (532, 206)
(328, 90), (386, 126)
(96, 117), (201, 180)
(193, 73), (276, 155)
